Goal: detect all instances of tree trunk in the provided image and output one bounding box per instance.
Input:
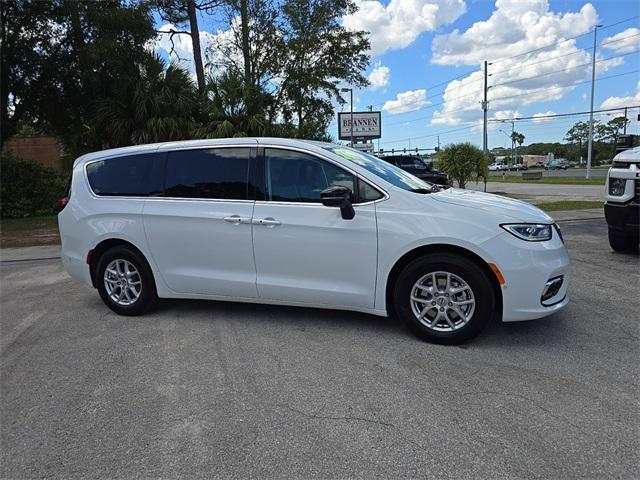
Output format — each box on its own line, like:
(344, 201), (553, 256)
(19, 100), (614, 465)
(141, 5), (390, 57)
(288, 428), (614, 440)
(186, 0), (205, 94)
(238, 0), (252, 112)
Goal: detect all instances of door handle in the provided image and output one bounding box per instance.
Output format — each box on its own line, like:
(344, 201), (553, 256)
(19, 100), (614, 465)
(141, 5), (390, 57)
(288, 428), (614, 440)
(253, 217), (281, 227)
(223, 215), (251, 224)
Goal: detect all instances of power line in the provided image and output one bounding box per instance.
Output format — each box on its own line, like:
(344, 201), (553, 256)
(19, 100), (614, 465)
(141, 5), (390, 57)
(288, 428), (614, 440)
(489, 69), (640, 104)
(488, 105), (640, 123)
(489, 49), (639, 89)
(487, 31), (640, 79)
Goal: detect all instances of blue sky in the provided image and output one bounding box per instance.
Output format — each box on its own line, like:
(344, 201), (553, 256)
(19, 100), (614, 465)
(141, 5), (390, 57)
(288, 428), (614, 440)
(154, 0), (640, 150)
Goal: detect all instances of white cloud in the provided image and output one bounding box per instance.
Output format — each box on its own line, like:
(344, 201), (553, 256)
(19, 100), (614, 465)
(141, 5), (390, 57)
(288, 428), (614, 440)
(600, 80), (640, 110)
(368, 62), (391, 89)
(431, 1), (598, 65)
(602, 27), (640, 54)
(383, 89), (428, 114)
(343, 0), (466, 56)
(427, 0), (629, 126)
(532, 110), (556, 122)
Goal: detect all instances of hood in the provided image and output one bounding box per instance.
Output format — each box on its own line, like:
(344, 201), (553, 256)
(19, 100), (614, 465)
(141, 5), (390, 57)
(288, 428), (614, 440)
(431, 188), (553, 223)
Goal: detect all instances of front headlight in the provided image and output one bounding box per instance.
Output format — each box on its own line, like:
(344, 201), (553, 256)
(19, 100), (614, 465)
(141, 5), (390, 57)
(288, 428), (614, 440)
(501, 223), (552, 242)
(608, 178), (626, 196)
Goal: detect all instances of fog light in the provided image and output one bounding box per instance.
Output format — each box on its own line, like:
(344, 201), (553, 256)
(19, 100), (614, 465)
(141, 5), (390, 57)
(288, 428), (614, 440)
(541, 276), (563, 305)
(609, 178), (626, 196)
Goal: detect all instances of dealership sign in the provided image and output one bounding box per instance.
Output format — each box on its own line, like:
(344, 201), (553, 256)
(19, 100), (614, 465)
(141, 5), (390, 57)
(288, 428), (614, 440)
(338, 111), (381, 140)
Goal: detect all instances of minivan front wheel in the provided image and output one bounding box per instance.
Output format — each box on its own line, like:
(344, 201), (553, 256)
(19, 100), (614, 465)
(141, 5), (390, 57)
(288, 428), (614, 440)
(394, 253), (494, 344)
(95, 246), (157, 316)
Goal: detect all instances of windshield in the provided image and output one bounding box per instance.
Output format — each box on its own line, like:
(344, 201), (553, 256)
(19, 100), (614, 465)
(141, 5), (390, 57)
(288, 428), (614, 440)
(324, 146), (433, 192)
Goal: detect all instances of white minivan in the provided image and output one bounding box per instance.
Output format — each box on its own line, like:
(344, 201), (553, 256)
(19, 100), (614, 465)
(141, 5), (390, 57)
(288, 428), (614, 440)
(59, 138), (570, 344)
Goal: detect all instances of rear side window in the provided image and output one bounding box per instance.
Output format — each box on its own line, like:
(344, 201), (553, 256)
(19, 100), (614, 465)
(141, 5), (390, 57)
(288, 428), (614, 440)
(86, 153), (164, 196)
(165, 148), (249, 200)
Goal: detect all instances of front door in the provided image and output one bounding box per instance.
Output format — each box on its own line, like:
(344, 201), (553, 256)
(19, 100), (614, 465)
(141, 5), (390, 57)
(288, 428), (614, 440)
(252, 148), (379, 309)
(143, 147), (258, 298)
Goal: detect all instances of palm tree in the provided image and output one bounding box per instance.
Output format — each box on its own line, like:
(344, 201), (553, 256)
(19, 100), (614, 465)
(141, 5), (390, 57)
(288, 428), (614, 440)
(94, 54), (198, 148)
(194, 71), (272, 139)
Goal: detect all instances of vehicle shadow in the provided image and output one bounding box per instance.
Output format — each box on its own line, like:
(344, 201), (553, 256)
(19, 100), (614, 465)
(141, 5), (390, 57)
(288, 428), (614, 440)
(149, 297), (569, 348)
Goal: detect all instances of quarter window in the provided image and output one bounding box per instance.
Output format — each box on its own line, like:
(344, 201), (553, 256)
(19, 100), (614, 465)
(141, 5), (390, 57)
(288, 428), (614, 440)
(265, 149), (356, 203)
(86, 153), (164, 196)
(165, 148), (249, 199)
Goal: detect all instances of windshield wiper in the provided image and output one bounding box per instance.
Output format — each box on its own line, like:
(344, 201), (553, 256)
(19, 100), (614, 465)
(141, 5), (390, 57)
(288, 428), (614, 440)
(409, 188), (433, 194)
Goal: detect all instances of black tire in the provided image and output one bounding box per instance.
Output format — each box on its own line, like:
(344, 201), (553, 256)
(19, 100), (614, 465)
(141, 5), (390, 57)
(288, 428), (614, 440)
(608, 227), (639, 253)
(393, 253), (495, 345)
(95, 245), (157, 316)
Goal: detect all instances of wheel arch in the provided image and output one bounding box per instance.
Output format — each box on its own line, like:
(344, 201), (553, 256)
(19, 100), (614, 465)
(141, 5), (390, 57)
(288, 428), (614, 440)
(89, 238), (156, 290)
(384, 243), (503, 318)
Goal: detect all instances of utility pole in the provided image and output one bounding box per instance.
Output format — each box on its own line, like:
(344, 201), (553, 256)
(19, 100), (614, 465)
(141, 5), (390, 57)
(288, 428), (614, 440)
(341, 87), (354, 147)
(586, 24), (602, 179)
(511, 121), (515, 164)
(624, 106), (628, 134)
(437, 135), (440, 151)
(482, 60), (489, 164)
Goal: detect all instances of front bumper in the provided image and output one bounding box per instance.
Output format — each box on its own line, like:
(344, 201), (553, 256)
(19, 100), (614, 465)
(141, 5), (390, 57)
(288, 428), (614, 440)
(481, 229), (571, 322)
(605, 202), (640, 233)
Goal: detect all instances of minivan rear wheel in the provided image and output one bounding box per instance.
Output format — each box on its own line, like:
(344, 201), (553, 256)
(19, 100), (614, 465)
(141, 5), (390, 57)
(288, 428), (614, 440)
(394, 253), (494, 344)
(95, 246), (157, 316)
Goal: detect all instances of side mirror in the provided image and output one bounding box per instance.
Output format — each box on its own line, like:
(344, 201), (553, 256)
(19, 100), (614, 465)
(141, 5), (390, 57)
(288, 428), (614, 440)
(320, 186), (355, 220)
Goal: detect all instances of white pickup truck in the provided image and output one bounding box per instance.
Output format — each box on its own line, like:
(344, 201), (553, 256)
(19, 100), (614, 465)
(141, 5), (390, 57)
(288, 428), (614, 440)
(605, 146), (639, 252)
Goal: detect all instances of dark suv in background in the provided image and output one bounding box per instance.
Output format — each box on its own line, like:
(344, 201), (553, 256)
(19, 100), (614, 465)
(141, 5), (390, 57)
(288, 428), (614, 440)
(380, 155), (448, 185)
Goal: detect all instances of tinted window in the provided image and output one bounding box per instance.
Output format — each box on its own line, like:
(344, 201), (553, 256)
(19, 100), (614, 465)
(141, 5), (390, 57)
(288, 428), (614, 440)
(397, 157), (427, 171)
(266, 149), (355, 203)
(165, 148), (249, 199)
(86, 153), (164, 196)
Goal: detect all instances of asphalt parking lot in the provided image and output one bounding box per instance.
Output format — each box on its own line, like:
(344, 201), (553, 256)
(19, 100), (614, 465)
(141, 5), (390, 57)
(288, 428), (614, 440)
(1, 218), (638, 479)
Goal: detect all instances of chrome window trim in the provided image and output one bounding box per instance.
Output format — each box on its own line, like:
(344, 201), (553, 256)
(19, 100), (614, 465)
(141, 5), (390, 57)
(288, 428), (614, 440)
(82, 143), (389, 204)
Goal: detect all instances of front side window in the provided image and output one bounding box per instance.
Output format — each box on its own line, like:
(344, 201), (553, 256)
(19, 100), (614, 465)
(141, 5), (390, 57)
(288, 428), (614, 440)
(266, 149), (356, 203)
(165, 148), (249, 199)
(86, 153), (164, 196)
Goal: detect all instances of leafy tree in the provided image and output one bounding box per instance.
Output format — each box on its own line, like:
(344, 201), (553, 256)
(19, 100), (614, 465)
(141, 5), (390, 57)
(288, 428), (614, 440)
(596, 116), (629, 157)
(1, 0), (157, 156)
(277, 0), (370, 138)
(209, 0), (370, 139)
(565, 120), (596, 163)
(436, 143), (486, 189)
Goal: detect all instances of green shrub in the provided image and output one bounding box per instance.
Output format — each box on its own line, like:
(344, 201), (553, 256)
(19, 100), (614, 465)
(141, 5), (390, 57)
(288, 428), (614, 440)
(0, 151), (68, 218)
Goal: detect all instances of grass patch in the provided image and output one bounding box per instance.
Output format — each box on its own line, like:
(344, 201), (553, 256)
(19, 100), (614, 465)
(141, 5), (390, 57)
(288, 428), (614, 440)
(1, 215), (60, 248)
(488, 175), (605, 185)
(534, 200), (603, 212)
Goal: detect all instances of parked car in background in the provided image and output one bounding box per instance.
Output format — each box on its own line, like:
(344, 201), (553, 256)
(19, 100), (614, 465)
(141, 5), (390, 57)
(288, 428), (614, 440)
(489, 163), (507, 171)
(381, 155), (448, 185)
(533, 161), (545, 168)
(604, 146), (639, 253)
(547, 159), (569, 170)
(508, 163), (528, 171)
(58, 138), (570, 344)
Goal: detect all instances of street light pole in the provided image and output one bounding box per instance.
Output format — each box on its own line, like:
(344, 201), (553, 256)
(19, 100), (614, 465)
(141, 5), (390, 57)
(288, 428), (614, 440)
(341, 87), (354, 147)
(586, 24), (602, 180)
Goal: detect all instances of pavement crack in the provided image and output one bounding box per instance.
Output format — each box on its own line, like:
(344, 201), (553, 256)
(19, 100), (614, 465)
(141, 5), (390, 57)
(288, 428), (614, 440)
(284, 404), (395, 428)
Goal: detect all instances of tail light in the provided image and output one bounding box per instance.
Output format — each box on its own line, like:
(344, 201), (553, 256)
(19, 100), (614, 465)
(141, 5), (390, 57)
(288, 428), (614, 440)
(58, 174), (72, 211)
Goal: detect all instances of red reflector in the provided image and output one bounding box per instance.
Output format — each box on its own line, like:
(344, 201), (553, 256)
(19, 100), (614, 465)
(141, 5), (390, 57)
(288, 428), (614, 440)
(59, 196), (69, 208)
(86, 250), (94, 265)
